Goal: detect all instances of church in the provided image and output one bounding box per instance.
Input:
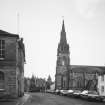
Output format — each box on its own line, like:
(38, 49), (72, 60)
(55, 20), (105, 91)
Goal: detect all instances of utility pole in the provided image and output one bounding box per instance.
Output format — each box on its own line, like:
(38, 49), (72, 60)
(17, 12), (20, 35)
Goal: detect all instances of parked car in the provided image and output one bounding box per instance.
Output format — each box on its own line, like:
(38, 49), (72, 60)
(59, 90), (63, 95)
(87, 91), (103, 102)
(46, 90), (55, 94)
(60, 90), (69, 96)
(55, 89), (60, 95)
(29, 87), (40, 92)
(66, 89), (74, 97)
(73, 90), (82, 98)
(80, 90), (89, 99)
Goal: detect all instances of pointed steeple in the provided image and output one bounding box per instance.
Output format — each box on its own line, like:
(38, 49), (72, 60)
(57, 20), (69, 54)
(62, 20), (65, 32)
(60, 20), (67, 44)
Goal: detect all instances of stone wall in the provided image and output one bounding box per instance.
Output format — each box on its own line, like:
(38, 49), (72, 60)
(0, 33), (25, 98)
(0, 37), (17, 62)
(0, 67), (17, 98)
(69, 71), (97, 90)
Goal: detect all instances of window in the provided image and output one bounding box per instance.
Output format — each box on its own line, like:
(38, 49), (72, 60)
(62, 60), (65, 65)
(0, 71), (4, 80)
(63, 81), (65, 88)
(101, 86), (104, 93)
(0, 40), (5, 60)
(0, 71), (4, 89)
(101, 75), (104, 82)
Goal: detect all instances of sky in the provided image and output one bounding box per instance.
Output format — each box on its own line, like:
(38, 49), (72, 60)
(0, 0), (105, 81)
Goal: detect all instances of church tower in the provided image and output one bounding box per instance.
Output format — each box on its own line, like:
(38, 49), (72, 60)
(55, 20), (70, 90)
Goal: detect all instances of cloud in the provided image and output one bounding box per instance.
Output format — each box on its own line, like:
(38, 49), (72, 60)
(74, 0), (105, 19)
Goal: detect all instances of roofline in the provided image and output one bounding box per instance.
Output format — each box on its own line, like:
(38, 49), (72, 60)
(0, 30), (19, 38)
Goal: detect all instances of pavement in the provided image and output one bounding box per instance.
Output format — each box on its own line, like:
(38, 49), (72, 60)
(0, 93), (31, 105)
(16, 93), (31, 105)
(103, 99), (105, 102)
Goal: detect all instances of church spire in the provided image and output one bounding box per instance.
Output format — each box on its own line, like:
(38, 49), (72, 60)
(57, 20), (69, 54)
(62, 20), (65, 32)
(60, 20), (67, 44)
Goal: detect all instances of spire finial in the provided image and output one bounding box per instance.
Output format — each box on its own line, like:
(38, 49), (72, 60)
(62, 16), (64, 19)
(59, 17), (67, 44)
(62, 16), (64, 24)
(17, 12), (20, 35)
(61, 17), (65, 32)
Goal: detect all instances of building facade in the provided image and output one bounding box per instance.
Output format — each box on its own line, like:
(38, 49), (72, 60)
(55, 20), (70, 90)
(55, 21), (105, 91)
(0, 30), (25, 98)
(69, 65), (104, 91)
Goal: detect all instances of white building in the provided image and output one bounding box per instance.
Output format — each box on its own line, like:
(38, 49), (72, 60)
(50, 83), (55, 90)
(97, 74), (105, 96)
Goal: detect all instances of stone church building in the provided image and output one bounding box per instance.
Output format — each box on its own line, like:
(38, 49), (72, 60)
(0, 30), (25, 98)
(55, 20), (105, 91)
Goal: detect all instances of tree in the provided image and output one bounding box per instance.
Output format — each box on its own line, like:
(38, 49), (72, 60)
(24, 77), (30, 92)
(46, 75), (52, 89)
(29, 75), (36, 92)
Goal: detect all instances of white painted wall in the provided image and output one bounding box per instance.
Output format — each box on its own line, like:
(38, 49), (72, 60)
(97, 75), (105, 96)
(50, 83), (55, 90)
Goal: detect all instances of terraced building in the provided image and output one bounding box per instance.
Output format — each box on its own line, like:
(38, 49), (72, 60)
(0, 30), (25, 98)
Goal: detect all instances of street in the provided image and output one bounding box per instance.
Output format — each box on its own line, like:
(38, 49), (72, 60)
(24, 92), (105, 105)
(0, 92), (105, 105)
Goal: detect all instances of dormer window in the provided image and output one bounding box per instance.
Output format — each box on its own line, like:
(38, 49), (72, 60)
(0, 40), (5, 60)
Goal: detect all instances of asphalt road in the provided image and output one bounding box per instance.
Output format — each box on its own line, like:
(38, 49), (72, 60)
(0, 93), (104, 105)
(24, 92), (105, 105)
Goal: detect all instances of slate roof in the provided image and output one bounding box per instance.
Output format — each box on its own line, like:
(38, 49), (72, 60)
(0, 30), (19, 38)
(69, 65), (105, 74)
